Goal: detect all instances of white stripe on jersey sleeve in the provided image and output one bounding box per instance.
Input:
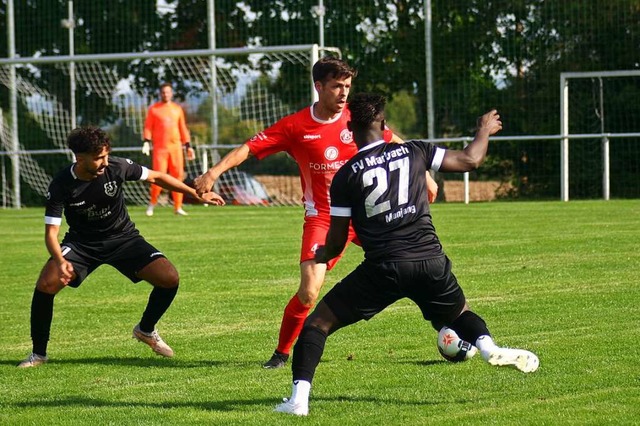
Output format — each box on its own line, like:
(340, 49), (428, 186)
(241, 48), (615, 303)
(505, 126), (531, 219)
(430, 147), (446, 171)
(139, 166), (150, 181)
(330, 206), (351, 217)
(45, 216), (62, 226)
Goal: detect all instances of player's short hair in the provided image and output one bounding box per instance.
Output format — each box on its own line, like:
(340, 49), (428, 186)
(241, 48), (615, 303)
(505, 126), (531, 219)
(312, 56), (357, 84)
(159, 82), (173, 91)
(67, 127), (112, 155)
(348, 92), (387, 131)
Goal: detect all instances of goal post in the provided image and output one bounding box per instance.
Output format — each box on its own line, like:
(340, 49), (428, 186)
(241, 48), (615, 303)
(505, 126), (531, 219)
(0, 44), (340, 208)
(560, 70), (640, 201)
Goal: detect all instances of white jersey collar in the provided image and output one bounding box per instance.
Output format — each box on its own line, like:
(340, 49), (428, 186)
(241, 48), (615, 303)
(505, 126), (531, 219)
(357, 139), (386, 153)
(70, 163), (79, 180)
(310, 103), (343, 124)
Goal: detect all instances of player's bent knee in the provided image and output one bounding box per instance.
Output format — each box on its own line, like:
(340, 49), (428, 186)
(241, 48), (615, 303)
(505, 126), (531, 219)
(156, 270), (179, 288)
(165, 267), (180, 287)
(304, 301), (340, 334)
(430, 320), (444, 332)
(35, 279), (64, 295)
(297, 288), (320, 306)
(138, 259), (179, 288)
(304, 316), (332, 335)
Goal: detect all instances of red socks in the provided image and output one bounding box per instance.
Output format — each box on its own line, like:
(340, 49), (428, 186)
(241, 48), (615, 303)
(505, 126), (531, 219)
(276, 295), (312, 355)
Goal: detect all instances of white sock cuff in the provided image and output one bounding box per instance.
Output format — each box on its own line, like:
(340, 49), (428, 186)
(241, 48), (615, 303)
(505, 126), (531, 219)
(291, 380), (311, 403)
(475, 335), (498, 360)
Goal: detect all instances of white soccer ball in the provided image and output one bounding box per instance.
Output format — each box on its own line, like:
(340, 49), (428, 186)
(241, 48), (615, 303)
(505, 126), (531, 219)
(437, 326), (478, 362)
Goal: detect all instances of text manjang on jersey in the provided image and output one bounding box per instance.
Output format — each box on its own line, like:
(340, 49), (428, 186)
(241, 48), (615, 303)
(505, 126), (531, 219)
(246, 105), (356, 217)
(45, 156), (149, 242)
(329, 140), (446, 262)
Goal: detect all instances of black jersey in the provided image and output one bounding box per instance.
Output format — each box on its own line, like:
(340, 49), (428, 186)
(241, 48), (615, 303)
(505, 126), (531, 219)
(45, 156), (148, 242)
(330, 140), (446, 262)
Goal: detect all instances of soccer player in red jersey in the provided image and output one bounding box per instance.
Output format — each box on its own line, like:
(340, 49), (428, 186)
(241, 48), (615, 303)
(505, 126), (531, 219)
(274, 93), (538, 416)
(194, 57), (438, 368)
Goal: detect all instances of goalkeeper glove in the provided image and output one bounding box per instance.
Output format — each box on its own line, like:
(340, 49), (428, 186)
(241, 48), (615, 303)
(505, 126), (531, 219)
(142, 140), (150, 156)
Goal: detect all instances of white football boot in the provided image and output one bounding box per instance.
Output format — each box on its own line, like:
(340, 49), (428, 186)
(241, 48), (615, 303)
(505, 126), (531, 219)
(274, 398), (309, 416)
(488, 347), (539, 373)
(132, 324), (174, 357)
(17, 352), (48, 368)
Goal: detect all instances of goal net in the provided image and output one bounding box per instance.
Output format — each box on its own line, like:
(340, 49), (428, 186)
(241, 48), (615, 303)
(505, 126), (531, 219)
(0, 45), (335, 207)
(561, 70), (640, 200)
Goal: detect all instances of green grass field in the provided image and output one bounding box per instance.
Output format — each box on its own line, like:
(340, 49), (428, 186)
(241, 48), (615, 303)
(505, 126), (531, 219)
(1, 201), (639, 425)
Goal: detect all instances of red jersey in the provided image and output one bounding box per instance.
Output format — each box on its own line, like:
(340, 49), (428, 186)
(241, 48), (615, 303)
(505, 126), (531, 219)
(246, 105), (356, 217)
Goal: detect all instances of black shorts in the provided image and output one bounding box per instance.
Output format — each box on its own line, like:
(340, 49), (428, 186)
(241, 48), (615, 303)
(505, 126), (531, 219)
(323, 255), (466, 326)
(59, 234), (166, 287)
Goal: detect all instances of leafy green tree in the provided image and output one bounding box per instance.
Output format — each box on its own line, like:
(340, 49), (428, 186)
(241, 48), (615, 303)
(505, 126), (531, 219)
(0, 0), (163, 126)
(3, 1), (640, 199)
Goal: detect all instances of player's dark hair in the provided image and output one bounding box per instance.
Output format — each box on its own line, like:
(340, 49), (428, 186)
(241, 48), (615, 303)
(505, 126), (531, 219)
(67, 127), (111, 155)
(348, 92), (387, 132)
(160, 82), (173, 91)
(312, 56), (357, 84)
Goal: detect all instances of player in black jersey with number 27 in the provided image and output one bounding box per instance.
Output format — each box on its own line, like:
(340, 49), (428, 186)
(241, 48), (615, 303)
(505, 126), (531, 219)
(275, 93), (539, 416)
(17, 127), (224, 368)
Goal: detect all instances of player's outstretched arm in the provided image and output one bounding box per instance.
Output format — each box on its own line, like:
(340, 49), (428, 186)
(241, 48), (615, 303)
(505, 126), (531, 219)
(44, 224), (74, 285)
(193, 143), (252, 195)
(315, 216), (350, 264)
(426, 172), (438, 203)
(439, 109), (502, 173)
(146, 169), (225, 205)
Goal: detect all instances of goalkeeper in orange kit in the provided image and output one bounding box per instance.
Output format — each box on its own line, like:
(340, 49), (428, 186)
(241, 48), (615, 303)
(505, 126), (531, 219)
(142, 82), (195, 216)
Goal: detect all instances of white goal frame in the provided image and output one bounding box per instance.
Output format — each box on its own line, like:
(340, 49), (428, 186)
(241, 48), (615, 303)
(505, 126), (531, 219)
(560, 70), (640, 201)
(0, 44), (342, 208)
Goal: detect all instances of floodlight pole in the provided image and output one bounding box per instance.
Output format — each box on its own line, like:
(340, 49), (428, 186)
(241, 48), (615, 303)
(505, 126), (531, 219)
(424, 1), (449, 202)
(66, 1), (77, 130)
(312, 1), (325, 104)
(424, 0), (434, 140)
(313, 1), (326, 49)
(7, 0), (20, 208)
(205, 0), (219, 175)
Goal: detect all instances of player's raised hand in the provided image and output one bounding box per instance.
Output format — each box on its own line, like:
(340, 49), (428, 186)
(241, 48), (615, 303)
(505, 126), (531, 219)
(200, 191), (225, 206)
(193, 172), (216, 196)
(477, 109), (502, 135)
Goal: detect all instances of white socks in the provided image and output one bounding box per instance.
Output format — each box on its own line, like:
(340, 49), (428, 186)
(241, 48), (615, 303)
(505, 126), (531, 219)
(475, 335), (498, 361)
(291, 380), (311, 405)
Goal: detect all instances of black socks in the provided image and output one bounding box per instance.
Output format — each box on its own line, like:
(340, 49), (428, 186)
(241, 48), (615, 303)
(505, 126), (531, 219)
(450, 310), (490, 344)
(292, 325), (328, 383)
(139, 285), (178, 333)
(30, 289), (55, 356)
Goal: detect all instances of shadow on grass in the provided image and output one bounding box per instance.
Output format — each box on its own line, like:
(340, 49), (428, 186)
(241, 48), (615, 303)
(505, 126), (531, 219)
(3, 356), (449, 370)
(7, 396), (277, 411)
(0, 356), (260, 369)
(405, 359), (448, 366)
(6, 394), (444, 411)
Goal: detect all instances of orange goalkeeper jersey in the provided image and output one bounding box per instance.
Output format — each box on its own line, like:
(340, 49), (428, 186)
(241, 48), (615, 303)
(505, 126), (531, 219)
(143, 101), (190, 150)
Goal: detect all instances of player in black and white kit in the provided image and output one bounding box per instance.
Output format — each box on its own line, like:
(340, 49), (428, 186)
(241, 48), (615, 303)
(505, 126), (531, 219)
(17, 127), (224, 368)
(275, 93), (539, 416)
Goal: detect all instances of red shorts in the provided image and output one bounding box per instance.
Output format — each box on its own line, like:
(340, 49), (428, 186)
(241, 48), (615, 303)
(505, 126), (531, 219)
(300, 216), (359, 270)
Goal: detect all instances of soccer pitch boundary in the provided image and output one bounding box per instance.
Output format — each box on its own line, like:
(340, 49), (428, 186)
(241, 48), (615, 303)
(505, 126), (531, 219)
(1, 201), (638, 425)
